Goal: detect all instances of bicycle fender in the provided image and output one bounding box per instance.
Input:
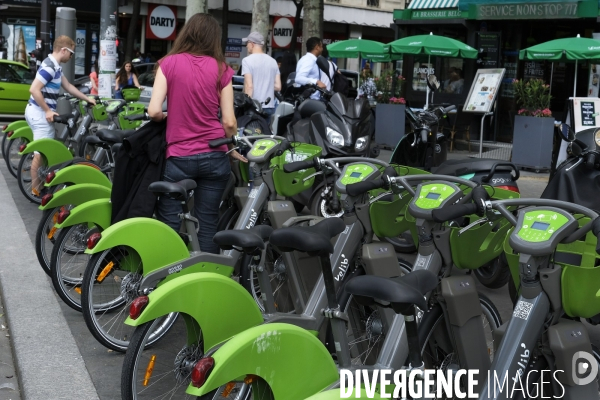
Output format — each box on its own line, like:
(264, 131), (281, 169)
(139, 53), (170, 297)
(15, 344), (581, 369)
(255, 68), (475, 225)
(46, 163), (111, 188)
(187, 323), (339, 399)
(39, 184), (111, 211)
(8, 126), (33, 142)
(306, 389), (384, 399)
(3, 120), (28, 133)
(84, 217), (189, 274)
(19, 138), (73, 166)
(55, 198), (112, 231)
(126, 272), (262, 350)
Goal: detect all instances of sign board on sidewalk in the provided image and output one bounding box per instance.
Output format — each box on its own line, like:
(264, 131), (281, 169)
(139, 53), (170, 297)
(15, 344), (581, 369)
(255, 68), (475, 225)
(464, 68), (505, 113)
(146, 4), (177, 41)
(569, 97), (600, 132)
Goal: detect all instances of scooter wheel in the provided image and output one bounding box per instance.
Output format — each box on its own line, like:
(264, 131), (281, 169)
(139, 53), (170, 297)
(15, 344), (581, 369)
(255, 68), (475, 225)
(370, 144), (380, 158)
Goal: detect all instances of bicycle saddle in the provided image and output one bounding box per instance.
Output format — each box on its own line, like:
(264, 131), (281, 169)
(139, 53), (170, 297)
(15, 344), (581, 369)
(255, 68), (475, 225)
(269, 218), (346, 256)
(96, 129), (136, 144)
(53, 113), (76, 124)
(83, 135), (104, 146)
(213, 225), (274, 254)
(345, 270), (438, 314)
(147, 179), (197, 201)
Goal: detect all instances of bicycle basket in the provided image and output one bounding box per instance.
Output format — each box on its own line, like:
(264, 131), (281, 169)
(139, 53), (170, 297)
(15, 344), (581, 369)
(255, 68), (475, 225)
(92, 103), (108, 121)
(122, 88), (141, 102)
(450, 186), (519, 270)
(369, 165), (428, 240)
(504, 216), (600, 318)
(271, 143), (322, 197)
(118, 103), (145, 130)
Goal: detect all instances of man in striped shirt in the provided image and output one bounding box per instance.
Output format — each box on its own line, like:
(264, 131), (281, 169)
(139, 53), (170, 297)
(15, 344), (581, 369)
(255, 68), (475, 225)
(25, 35), (95, 196)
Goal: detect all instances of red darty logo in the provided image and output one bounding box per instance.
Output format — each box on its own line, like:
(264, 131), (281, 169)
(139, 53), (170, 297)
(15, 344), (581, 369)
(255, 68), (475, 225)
(149, 5), (176, 40)
(272, 17), (294, 48)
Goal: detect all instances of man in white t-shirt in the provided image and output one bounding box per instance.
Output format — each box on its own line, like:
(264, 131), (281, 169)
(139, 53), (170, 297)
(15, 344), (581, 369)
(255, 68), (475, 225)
(241, 32), (281, 124)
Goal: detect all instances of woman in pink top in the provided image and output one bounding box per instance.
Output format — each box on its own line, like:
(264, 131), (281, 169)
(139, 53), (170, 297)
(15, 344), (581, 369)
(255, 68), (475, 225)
(148, 13), (247, 254)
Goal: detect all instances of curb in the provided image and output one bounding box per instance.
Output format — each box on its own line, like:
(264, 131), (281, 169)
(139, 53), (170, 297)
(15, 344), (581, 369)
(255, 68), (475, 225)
(0, 168), (99, 400)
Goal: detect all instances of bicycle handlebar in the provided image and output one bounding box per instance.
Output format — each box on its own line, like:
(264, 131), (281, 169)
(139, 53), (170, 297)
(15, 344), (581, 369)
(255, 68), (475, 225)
(53, 113), (75, 124)
(209, 137), (234, 148)
(346, 178), (387, 197)
(124, 113), (149, 121)
(283, 159), (317, 173)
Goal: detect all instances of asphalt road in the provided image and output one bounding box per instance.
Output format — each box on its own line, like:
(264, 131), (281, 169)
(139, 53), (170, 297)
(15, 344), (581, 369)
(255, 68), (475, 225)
(0, 133), (591, 399)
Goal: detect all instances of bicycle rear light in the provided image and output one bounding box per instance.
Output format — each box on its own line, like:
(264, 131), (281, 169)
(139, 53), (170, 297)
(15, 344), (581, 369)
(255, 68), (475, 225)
(191, 357), (215, 388)
(129, 295), (149, 320)
(87, 233), (102, 249)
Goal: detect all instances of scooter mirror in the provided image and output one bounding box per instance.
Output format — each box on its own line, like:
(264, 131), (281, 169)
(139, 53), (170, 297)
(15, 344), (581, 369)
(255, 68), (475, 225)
(426, 75), (440, 92)
(316, 56), (331, 77)
(560, 123), (576, 142)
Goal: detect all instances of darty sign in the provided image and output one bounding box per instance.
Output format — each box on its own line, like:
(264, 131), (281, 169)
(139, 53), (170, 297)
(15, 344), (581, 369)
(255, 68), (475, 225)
(272, 17), (294, 49)
(146, 4), (178, 40)
(475, 2), (579, 19)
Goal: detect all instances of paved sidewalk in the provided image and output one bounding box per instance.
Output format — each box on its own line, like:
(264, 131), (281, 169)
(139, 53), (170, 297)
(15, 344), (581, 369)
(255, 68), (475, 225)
(0, 168), (99, 399)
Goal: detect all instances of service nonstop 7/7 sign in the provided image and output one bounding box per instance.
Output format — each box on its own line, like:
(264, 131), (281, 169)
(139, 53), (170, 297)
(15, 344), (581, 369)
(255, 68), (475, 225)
(146, 3), (178, 40)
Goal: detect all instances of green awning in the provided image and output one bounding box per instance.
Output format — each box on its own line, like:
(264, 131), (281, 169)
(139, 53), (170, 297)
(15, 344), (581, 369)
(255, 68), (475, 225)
(408, 0), (459, 9)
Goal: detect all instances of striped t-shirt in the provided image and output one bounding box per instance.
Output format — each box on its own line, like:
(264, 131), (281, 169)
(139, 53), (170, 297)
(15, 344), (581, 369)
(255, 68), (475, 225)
(28, 55), (62, 110)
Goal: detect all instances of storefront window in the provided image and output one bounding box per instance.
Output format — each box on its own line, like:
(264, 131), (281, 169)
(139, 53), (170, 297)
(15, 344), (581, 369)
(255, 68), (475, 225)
(412, 56), (465, 94)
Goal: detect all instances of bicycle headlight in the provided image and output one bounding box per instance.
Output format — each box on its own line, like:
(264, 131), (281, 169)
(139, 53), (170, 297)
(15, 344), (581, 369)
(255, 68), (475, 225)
(595, 129), (600, 147)
(355, 136), (369, 151)
(326, 127), (344, 148)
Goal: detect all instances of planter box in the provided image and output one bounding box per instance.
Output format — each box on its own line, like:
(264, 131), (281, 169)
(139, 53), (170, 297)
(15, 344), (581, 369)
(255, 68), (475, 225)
(375, 103), (406, 150)
(512, 115), (554, 172)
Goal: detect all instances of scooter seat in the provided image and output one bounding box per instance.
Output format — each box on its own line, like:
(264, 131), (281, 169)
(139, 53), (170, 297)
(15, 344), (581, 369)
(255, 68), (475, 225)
(213, 225), (274, 253)
(345, 270), (438, 313)
(83, 135), (104, 146)
(434, 158), (514, 176)
(96, 129), (136, 144)
(298, 99), (326, 119)
(147, 179), (197, 201)
(270, 218), (346, 256)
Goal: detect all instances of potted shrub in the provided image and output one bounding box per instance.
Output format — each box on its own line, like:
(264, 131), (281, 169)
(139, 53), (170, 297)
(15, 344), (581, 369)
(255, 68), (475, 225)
(370, 70), (407, 149)
(511, 78), (554, 171)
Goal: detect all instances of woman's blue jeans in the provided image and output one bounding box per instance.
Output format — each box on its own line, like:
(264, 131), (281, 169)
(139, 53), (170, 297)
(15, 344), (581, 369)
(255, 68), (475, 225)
(155, 152), (231, 254)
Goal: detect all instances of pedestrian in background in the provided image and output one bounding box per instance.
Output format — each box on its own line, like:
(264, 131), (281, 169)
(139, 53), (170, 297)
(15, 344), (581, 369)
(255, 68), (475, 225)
(148, 13), (247, 254)
(279, 50), (297, 92)
(114, 61), (141, 99)
(241, 32), (281, 123)
(295, 37), (326, 99)
(26, 35), (95, 198)
(90, 60), (99, 95)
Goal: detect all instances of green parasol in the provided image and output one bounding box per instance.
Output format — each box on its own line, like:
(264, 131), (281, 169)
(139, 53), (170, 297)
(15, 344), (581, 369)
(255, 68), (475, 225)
(326, 39), (396, 90)
(388, 33), (477, 108)
(519, 34), (600, 96)
(327, 39), (392, 60)
(388, 33), (478, 59)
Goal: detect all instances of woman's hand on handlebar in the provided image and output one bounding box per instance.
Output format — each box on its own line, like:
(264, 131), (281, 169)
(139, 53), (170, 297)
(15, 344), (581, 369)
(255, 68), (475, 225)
(229, 149), (248, 163)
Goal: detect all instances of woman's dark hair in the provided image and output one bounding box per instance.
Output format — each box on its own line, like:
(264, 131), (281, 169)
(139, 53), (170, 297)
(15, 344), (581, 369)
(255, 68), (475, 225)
(321, 45), (329, 59)
(115, 61), (137, 85)
(159, 13), (227, 92)
(279, 50), (297, 89)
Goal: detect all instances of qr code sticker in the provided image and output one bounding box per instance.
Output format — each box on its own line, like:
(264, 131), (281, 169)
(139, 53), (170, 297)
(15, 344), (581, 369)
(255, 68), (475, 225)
(513, 300), (533, 320)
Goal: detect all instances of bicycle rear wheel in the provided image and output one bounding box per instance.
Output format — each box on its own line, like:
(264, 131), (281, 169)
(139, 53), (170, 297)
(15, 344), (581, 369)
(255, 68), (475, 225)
(35, 208), (63, 275)
(81, 246), (175, 352)
(5, 138), (27, 179)
(17, 153), (46, 204)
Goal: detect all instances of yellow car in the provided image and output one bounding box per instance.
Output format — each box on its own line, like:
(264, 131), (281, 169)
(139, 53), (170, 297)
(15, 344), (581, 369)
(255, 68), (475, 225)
(0, 60), (34, 117)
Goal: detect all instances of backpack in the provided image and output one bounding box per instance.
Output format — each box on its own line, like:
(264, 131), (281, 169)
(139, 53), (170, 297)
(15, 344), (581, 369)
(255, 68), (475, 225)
(330, 64), (350, 97)
(317, 57), (350, 96)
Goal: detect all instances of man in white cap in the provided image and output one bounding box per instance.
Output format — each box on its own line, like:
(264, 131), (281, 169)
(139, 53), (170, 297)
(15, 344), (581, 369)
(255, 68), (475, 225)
(241, 31), (281, 124)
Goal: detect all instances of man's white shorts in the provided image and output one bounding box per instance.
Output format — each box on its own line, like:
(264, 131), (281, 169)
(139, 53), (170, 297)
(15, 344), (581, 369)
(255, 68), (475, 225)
(25, 103), (55, 140)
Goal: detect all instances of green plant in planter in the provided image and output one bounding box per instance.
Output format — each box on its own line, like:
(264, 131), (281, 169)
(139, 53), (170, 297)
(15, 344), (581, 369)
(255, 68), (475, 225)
(512, 78), (552, 117)
(374, 69), (406, 104)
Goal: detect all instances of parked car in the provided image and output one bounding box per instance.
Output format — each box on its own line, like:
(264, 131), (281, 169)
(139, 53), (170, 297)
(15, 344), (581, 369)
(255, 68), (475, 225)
(0, 60), (34, 117)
